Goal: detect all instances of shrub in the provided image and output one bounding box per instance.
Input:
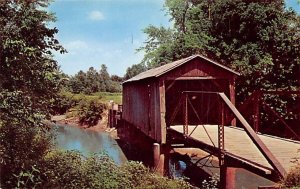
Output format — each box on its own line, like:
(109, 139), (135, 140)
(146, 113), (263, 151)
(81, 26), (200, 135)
(78, 99), (106, 126)
(38, 151), (192, 189)
(281, 164), (300, 189)
(0, 122), (53, 188)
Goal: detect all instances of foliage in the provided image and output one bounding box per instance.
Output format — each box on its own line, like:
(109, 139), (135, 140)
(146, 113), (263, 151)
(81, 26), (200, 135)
(77, 98), (106, 126)
(50, 91), (75, 115)
(138, 0), (300, 133)
(0, 0), (64, 187)
(0, 0), (66, 115)
(42, 151), (189, 189)
(124, 62), (148, 80)
(139, 0), (300, 97)
(3, 149), (192, 189)
(67, 65), (122, 94)
(122, 161), (191, 189)
(280, 164), (300, 189)
(0, 120), (53, 188)
(52, 90), (121, 115)
(201, 174), (219, 189)
(52, 91), (107, 126)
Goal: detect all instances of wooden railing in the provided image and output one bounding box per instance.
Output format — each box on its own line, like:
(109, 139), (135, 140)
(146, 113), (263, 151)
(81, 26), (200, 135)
(218, 92), (287, 178)
(236, 90), (300, 140)
(180, 91), (287, 179)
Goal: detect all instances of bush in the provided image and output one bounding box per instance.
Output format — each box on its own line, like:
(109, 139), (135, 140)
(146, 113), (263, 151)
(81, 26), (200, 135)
(0, 122), (53, 188)
(281, 164), (300, 189)
(50, 91), (75, 115)
(78, 99), (106, 126)
(38, 151), (192, 189)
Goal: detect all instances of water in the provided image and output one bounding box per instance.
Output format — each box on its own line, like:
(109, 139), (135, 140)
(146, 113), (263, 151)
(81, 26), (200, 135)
(53, 124), (127, 165)
(170, 153), (275, 189)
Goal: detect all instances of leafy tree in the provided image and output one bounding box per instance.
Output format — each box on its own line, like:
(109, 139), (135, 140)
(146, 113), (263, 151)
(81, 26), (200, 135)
(111, 74), (124, 82)
(86, 66), (101, 93)
(78, 98), (106, 126)
(139, 0), (300, 98)
(68, 70), (87, 93)
(139, 0), (300, 134)
(67, 64), (122, 94)
(0, 0), (65, 187)
(124, 63), (147, 80)
(99, 64), (111, 91)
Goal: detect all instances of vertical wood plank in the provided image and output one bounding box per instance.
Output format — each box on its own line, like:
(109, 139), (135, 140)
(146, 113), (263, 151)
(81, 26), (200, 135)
(159, 79), (166, 143)
(229, 78), (236, 126)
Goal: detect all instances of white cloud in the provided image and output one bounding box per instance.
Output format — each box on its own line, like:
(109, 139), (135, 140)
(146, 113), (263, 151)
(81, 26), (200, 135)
(63, 40), (89, 55)
(88, 11), (105, 21)
(66, 40), (88, 50)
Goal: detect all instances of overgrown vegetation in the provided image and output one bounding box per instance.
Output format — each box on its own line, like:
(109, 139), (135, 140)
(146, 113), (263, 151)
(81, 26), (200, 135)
(280, 163), (300, 189)
(77, 98), (106, 126)
(4, 149), (192, 189)
(51, 91), (122, 126)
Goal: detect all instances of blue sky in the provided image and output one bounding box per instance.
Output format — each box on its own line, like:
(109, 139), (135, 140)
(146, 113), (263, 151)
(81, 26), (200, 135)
(49, 0), (299, 77)
(49, 0), (169, 77)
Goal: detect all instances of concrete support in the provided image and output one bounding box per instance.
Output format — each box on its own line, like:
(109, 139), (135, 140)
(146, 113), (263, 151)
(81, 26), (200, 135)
(220, 165), (236, 189)
(153, 143), (169, 175)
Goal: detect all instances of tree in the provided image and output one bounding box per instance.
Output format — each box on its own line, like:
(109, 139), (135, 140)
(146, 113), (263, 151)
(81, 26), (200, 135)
(139, 0), (300, 99)
(0, 0), (66, 115)
(86, 67), (100, 93)
(124, 63), (147, 80)
(138, 0), (300, 136)
(67, 65), (122, 94)
(0, 0), (65, 187)
(99, 64), (110, 91)
(111, 74), (123, 82)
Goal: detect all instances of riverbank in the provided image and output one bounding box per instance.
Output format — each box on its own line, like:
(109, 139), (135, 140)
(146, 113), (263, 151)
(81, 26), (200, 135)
(51, 112), (118, 139)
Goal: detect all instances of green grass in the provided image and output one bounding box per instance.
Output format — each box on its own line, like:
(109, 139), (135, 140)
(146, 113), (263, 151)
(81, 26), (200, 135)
(93, 92), (122, 104)
(61, 91), (122, 105)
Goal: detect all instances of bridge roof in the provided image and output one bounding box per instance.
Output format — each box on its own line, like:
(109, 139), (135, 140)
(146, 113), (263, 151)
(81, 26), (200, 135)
(124, 54), (240, 83)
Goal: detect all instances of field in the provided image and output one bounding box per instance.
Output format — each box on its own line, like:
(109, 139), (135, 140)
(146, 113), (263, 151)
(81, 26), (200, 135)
(93, 92), (122, 104)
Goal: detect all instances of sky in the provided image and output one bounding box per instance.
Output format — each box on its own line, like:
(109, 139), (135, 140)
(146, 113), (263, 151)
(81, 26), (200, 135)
(49, 0), (170, 77)
(49, 0), (299, 77)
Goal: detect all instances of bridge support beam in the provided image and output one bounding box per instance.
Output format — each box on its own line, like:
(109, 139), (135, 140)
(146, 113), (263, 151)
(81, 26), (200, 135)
(153, 143), (170, 176)
(220, 165), (236, 189)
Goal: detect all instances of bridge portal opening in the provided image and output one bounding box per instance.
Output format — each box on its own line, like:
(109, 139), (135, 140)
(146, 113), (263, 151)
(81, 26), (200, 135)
(165, 79), (230, 127)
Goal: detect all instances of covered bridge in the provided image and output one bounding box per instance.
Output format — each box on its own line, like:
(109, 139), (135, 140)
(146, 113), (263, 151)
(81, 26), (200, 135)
(122, 54), (240, 144)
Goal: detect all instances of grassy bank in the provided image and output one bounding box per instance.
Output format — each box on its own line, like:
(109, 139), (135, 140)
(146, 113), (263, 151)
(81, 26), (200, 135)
(53, 91), (122, 127)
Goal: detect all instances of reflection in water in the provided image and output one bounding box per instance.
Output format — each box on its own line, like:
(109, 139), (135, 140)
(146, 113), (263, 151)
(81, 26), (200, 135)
(169, 159), (187, 179)
(53, 124), (127, 165)
(170, 153), (274, 189)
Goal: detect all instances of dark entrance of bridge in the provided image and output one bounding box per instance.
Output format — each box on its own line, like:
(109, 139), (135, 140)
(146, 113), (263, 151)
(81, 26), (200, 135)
(165, 79), (232, 127)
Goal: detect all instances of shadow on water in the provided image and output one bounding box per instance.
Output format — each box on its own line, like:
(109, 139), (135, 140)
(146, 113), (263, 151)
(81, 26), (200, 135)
(53, 124), (127, 165)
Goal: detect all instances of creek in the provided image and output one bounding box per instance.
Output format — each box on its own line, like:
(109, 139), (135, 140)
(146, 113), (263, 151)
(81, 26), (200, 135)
(53, 124), (127, 165)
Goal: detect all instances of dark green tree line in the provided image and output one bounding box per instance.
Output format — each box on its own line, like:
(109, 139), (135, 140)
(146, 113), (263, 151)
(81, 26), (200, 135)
(67, 64), (122, 94)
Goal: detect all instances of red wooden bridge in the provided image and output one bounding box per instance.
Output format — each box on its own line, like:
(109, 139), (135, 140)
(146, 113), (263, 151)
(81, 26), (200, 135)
(113, 55), (300, 188)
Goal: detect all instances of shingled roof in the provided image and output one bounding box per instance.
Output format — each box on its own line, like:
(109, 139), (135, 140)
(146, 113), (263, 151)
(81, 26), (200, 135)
(124, 54), (240, 83)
